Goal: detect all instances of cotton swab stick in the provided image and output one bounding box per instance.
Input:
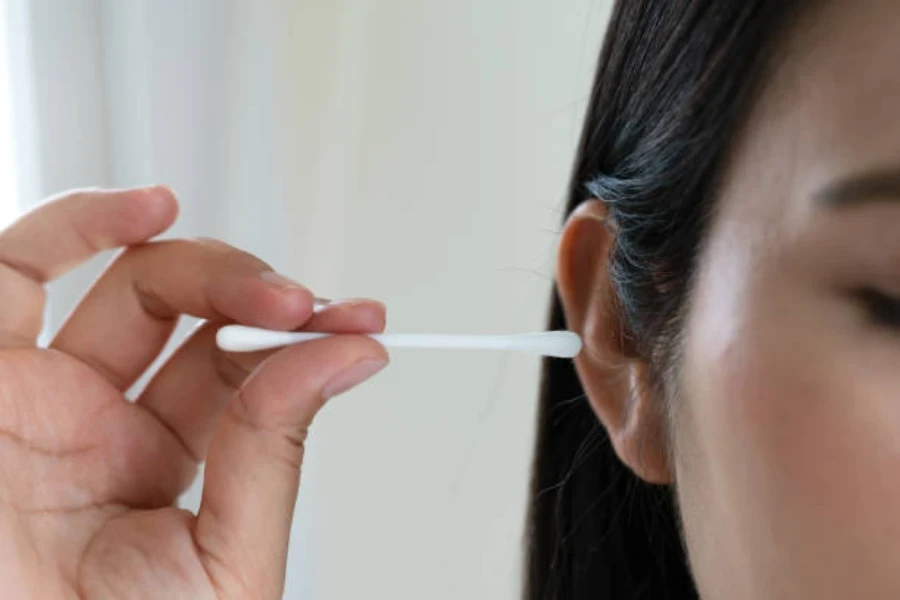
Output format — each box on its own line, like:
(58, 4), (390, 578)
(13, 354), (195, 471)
(216, 325), (582, 358)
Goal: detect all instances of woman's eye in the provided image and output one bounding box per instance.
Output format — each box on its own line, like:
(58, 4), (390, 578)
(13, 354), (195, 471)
(856, 287), (900, 328)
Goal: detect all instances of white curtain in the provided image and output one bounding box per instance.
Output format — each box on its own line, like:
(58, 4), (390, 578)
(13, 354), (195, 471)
(10, 0), (362, 328)
(3, 1), (611, 597)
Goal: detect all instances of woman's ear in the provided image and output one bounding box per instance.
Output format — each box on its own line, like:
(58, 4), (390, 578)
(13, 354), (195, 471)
(556, 199), (672, 484)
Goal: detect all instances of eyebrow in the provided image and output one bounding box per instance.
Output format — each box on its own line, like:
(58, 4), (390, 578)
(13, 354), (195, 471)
(816, 168), (900, 207)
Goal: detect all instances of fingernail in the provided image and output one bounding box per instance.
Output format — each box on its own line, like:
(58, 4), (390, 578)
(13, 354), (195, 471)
(322, 359), (388, 400)
(314, 298), (384, 313)
(313, 297), (333, 313)
(260, 270), (305, 291)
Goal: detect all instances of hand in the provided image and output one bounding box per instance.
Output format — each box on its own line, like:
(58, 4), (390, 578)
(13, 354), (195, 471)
(0, 187), (388, 599)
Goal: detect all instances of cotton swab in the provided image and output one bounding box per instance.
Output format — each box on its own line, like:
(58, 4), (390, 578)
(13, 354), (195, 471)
(216, 325), (582, 358)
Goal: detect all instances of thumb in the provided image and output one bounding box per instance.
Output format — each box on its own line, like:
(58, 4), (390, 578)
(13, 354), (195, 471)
(194, 336), (388, 599)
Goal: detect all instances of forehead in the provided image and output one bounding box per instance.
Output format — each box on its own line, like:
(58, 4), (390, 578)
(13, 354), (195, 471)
(715, 0), (900, 228)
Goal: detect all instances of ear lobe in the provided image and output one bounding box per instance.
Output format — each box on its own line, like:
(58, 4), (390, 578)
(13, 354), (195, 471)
(557, 199), (672, 484)
(617, 362), (672, 484)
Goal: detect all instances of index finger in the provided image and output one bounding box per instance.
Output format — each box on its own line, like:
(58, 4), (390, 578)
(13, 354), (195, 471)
(50, 239), (316, 390)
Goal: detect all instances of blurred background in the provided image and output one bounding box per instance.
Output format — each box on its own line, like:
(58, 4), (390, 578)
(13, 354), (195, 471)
(0, 1), (610, 597)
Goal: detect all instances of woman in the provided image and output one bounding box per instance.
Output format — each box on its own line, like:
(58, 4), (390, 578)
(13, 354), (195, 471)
(530, 0), (900, 598)
(0, 1), (897, 598)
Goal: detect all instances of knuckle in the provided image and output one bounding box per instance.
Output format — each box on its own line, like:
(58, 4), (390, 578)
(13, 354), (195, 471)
(228, 390), (309, 472)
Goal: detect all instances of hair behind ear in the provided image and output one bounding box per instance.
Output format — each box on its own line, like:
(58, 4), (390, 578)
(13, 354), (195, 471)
(524, 290), (696, 600)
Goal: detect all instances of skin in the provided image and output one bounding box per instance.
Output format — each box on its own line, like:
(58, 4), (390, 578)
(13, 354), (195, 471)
(3, 3), (896, 597)
(0, 187), (389, 598)
(559, 1), (900, 598)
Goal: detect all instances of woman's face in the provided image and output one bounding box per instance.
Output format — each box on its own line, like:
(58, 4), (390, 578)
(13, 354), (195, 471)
(676, 1), (900, 598)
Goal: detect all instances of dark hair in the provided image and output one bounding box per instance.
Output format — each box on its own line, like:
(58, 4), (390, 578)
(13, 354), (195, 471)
(526, 2), (809, 598)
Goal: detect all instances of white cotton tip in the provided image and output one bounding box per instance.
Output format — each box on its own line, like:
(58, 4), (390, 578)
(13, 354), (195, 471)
(216, 326), (583, 358)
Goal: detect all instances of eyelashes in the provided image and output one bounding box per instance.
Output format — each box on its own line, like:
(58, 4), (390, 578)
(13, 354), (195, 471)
(855, 287), (900, 328)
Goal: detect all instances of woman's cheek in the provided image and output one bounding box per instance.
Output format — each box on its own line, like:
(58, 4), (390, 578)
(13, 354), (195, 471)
(678, 282), (900, 599)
